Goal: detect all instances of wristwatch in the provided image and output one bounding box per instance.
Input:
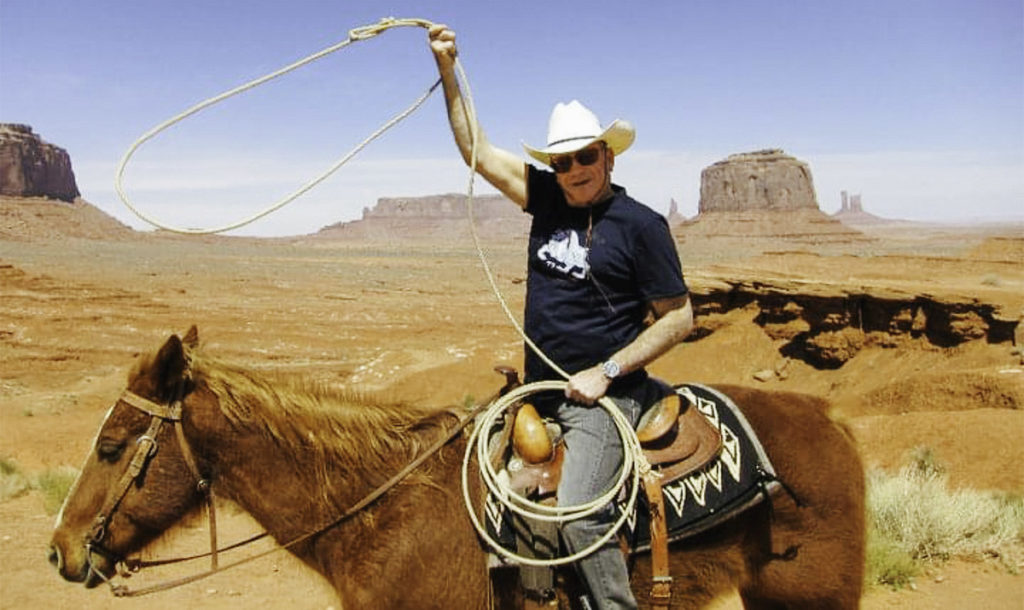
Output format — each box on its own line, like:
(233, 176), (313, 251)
(601, 359), (622, 380)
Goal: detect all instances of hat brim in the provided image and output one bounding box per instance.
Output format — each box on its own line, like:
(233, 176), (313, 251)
(522, 119), (635, 165)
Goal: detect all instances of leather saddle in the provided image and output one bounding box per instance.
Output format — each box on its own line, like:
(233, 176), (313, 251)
(495, 384), (723, 498)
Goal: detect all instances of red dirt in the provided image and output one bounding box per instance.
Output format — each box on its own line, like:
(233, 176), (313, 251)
(1, 198), (1021, 608)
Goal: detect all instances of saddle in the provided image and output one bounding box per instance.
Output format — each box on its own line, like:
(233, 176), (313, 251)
(501, 391), (723, 495)
(488, 367), (723, 608)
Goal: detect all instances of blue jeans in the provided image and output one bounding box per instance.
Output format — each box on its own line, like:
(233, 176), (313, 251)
(551, 393), (642, 610)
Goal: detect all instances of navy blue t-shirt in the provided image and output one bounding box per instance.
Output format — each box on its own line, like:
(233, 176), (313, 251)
(523, 166), (688, 386)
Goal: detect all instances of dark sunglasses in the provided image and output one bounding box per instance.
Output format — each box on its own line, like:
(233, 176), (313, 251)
(549, 146), (602, 174)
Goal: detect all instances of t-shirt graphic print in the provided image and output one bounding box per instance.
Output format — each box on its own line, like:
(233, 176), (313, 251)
(537, 228), (589, 280)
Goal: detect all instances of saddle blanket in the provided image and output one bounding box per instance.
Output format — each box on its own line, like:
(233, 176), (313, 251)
(483, 383), (782, 557)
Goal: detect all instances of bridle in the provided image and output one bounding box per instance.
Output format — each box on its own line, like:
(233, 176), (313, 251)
(83, 373), (491, 597)
(84, 378), (225, 592)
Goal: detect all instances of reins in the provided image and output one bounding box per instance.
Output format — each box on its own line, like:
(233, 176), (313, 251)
(103, 386), (491, 598)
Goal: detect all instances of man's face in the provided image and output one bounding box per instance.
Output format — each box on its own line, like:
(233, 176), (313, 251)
(551, 142), (614, 207)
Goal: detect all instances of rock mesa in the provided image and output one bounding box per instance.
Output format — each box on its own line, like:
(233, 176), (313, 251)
(699, 149), (817, 212)
(0, 124), (80, 202)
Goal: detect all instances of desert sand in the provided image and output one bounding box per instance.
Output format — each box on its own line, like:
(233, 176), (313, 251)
(1, 196), (1021, 608)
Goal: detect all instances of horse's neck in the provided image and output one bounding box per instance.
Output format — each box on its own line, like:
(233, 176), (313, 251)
(187, 388), (438, 543)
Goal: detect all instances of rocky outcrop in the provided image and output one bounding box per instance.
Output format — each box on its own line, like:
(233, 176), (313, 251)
(314, 193), (530, 242)
(361, 194), (522, 219)
(688, 271), (1020, 370)
(666, 198), (687, 224)
(680, 150), (866, 242)
(0, 124), (80, 202)
(699, 149), (817, 213)
(831, 190), (898, 225)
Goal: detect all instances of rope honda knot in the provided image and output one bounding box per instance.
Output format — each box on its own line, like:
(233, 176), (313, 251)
(349, 17), (435, 40)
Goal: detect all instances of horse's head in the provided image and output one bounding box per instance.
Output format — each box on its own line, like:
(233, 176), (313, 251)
(49, 326), (206, 587)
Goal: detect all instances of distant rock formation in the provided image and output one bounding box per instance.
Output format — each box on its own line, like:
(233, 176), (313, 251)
(699, 149), (817, 213)
(314, 193), (530, 242)
(666, 198), (687, 224)
(0, 124), (80, 202)
(831, 190), (897, 225)
(360, 194), (523, 220)
(839, 190), (862, 213)
(680, 150), (866, 242)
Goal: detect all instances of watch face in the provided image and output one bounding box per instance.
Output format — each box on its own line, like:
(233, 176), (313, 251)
(603, 360), (621, 379)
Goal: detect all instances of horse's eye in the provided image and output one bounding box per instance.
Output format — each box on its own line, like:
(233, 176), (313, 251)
(97, 439), (127, 462)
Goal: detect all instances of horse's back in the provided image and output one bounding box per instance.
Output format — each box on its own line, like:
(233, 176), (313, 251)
(713, 384), (864, 505)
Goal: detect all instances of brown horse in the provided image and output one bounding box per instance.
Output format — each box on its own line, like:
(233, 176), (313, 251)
(49, 328), (865, 609)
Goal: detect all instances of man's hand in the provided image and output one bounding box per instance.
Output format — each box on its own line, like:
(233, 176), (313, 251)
(428, 24), (457, 65)
(564, 365), (612, 405)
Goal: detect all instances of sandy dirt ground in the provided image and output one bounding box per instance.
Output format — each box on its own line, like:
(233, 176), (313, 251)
(1, 207), (1022, 608)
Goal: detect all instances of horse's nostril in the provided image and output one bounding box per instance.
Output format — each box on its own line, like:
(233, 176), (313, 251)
(48, 545), (63, 570)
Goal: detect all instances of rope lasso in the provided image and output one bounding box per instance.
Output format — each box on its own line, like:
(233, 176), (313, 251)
(112, 14), (648, 570)
(114, 17), (440, 235)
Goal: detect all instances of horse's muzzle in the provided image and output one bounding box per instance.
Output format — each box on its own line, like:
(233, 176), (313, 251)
(48, 542), (110, 587)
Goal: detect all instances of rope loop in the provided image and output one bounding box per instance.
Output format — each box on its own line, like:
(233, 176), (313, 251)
(115, 16), (438, 235)
(460, 381), (645, 566)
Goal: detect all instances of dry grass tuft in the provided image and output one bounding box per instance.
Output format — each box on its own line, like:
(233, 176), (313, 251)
(866, 447), (1024, 587)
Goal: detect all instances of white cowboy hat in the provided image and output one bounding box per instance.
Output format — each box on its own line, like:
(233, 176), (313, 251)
(522, 100), (635, 165)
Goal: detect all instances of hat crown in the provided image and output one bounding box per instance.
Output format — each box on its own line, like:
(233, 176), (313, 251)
(546, 100), (602, 148)
(522, 100), (634, 164)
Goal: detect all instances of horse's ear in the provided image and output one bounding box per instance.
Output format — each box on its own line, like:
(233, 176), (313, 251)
(182, 325), (199, 350)
(152, 333), (189, 398)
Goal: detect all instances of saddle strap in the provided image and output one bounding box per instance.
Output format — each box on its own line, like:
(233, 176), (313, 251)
(642, 471), (672, 609)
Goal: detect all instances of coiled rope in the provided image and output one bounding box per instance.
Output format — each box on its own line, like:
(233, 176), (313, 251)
(460, 381), (645, 566)
(113, 16), (649, 567)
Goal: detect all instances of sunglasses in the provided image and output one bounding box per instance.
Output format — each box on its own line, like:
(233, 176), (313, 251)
(549, 146), (602, 174)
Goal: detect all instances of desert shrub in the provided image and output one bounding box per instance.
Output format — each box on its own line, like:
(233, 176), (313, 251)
(866, 448), (1024, 587)
(0, 456), (32, 501)
(34, 466), (80, 515)
(865, 529), (920, 588)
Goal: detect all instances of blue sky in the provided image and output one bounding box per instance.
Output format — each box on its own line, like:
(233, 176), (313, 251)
(2, 0), (1021, 236)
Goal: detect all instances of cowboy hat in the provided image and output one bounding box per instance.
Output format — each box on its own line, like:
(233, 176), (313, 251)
(522, 100), (635, 165)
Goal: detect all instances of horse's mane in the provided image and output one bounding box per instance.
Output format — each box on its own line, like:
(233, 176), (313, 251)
(185, 351), (463, 511)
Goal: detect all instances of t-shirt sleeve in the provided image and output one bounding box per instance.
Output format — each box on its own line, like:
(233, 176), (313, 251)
(525, 165), (562, 216)
(634, 216), (688, 301)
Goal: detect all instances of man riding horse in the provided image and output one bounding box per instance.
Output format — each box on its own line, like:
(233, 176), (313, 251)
(430, 25), (694, 610)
